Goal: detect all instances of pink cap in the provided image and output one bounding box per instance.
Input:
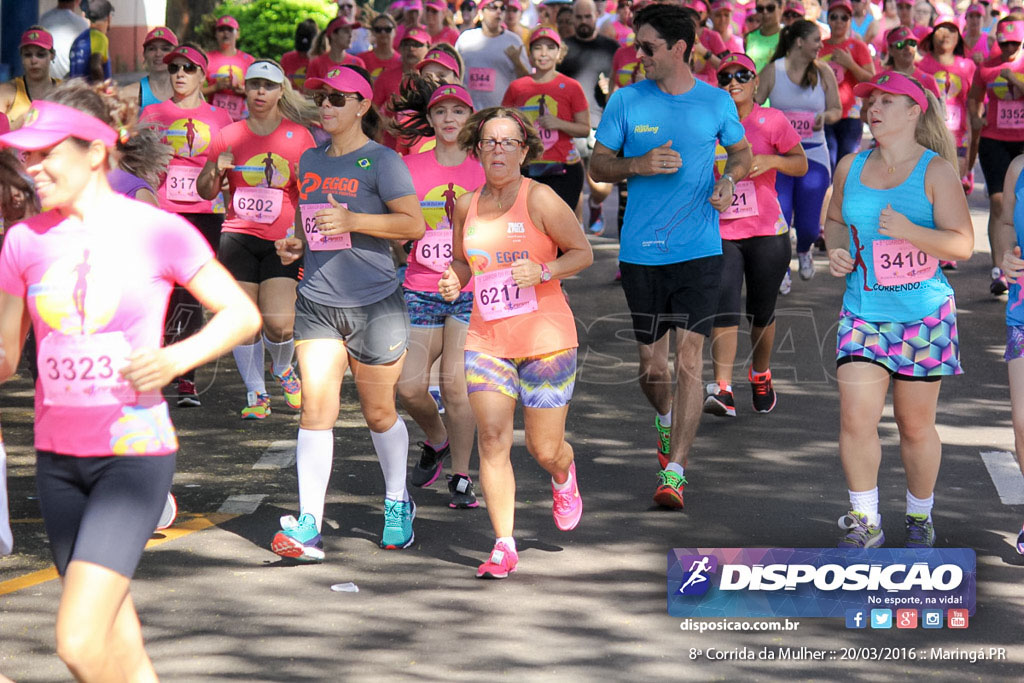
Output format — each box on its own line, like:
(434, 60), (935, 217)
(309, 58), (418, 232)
(966, 3), (985, 15)
(853, 70), (929, 111)
(404, 0), (425, 10)
(416, 49), (460, 74)
(425, 0), (448, 9)
(216, 15), (240, 30)
(711, 0), (733, 12)
(164, 44), (208, 71)
(143, 26), (178, 47)
(507, 0), (523, 9)
(997, 20), (1024, 42)
(828, 0), (853, 14)
(895, 0), (912, 6)
(328, 16), (362, 33)
(529, 25), (563, 46)
(400, 27), (432, 44)
(0, 101), (117, 150)
(886, 25), (914, 44)
(784, 1), (806, 14)
(305, 66), (374, 100)
(20, 28), (54, 51)
(428, 83), (474, 109)
(686, 0), (709, 12)
(717, 52), (757, 74)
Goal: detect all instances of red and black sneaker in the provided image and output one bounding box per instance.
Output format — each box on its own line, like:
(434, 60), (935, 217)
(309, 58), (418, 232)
(749, 368), (777, 414)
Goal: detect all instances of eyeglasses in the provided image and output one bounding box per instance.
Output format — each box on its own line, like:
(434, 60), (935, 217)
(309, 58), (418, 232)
(484, 4), (506, 12)
(755, 4), (777, 12)
(892, 38), (918, 49)
(372, 25), (395, 32)
(637, 40), (671, 56)
(167, 62), (200, 74)
(312, 91), (360, 107)
(828, 13), (851, 21)
(477, 138), (524, 152)
(717, 69), (755, 86)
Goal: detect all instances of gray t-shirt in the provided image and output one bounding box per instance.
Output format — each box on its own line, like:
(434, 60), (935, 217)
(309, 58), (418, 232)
(39, 8), (89, 80)
(455, 28), (528, 111)
(297, 140), (416, 308)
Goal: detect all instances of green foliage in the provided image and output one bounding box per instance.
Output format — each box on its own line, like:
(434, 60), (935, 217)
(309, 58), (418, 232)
(203, 0), (338, 60)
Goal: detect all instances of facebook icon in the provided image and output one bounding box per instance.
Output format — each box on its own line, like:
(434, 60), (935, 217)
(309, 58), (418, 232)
(846, 609), (867, 629)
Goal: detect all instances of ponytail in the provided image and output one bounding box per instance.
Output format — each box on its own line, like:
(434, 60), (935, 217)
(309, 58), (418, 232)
(914, 88), (958, 169)
(387, 74), (438, 145)
(770, 20), (820, 89)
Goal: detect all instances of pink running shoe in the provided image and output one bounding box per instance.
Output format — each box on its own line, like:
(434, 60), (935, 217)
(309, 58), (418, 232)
(476, 541), (519, 579)
(552, 461), (583, 531)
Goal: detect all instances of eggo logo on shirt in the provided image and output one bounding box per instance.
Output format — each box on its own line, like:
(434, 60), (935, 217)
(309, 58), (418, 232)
(298, 172), (359, 200)
(495, 250), (529, 263)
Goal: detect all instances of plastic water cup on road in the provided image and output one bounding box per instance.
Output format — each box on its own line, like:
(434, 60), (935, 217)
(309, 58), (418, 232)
(331, 582), (359, 593)
(156, 492), (177, 531)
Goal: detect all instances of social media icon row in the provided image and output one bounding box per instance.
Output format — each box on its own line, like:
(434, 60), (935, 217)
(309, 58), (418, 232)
(845, 608), (969, 629)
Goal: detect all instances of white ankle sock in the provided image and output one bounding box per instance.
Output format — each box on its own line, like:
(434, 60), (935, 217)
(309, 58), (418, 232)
(232, 339), (266, 395)
(666, 462), (684, 477)
(906, 490), (934, 521)
(371, 416), (409, 501)
(552, 465), (573, 491)
(658, 410), (672, 427)
(264, 335), (295, 377)
(497, 536), (516, 552)
(849, 488), (880, 526)
(297, 428), (334, 531)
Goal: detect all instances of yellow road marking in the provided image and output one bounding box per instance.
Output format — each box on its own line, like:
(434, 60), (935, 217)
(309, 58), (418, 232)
(0, 513), (237, 597)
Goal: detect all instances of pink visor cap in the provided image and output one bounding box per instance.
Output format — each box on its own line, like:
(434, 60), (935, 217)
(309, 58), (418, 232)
(417, 49), (461, 74)
(20, 28), (54, 51)
(529, 26), (563, 47)
(144, 26), (178, 47)
(428, 83), (474, 110)
(163, 44), (209, 71)
(305, 67), (374, 100)
(717, 52), (757, 74)
(852, 71), (929, 112)
(997, 20), (1024, 43)
(0, 101), (117, 150)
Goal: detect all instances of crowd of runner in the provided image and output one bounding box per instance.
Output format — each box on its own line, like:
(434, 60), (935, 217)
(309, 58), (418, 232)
(1, 0), (1024, 677)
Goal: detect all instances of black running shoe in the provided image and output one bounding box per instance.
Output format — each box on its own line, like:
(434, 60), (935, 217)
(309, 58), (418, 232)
(410, 441), (450, 487)
(749, 368), (777, 414)
(447, 473), (479, 508)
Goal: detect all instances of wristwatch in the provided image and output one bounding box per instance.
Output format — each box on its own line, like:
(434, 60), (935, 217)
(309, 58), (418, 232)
(540, 263), (552, 282)
(721, 173), (736, 190)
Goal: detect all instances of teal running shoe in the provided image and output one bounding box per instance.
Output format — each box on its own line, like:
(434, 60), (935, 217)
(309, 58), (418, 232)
(272, 513), (324, 562)
(381, 498), (416, 549)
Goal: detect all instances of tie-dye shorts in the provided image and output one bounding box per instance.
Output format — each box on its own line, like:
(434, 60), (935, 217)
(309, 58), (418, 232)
(464, 348), (577, 408)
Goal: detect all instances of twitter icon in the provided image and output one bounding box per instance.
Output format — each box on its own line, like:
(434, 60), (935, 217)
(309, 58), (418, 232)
(870, 609), (892, 629)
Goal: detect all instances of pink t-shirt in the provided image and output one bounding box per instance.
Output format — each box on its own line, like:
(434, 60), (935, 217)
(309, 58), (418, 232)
(429, 26), (461, 47)
(819, 37), (874, 118)
(717, 104), (801, 241)
(917, 54), (977, 148)
(306, 53), (367, 85)
(694, 28), (728, 84)
(402, 150), (485, 292)
(612, 44), (645, 89)
(964, 33), (990, 64)
(357, 50), (402, 83)
(977, 52), (1024, 142)
(0, 196), (213, 456)
(206, 50), (256, 121)
(140, 100), (234, 214)
(207, 118), (316, 241)
(281, 50), (311, 90)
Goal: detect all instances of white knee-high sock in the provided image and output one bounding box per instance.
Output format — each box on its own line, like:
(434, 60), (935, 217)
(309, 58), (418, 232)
(370, 416), (409, 501)
(264, 335), (295, 377)
(232, 339), (266, 395)
(297, 428), (334, 531)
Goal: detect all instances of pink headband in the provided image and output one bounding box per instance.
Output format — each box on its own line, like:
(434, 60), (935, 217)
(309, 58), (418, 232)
(0, 101), (117, 150)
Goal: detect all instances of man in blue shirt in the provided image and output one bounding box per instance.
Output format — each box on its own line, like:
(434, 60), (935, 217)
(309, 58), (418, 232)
(68, 0), (113, 83)
(591, 3), (751, 511)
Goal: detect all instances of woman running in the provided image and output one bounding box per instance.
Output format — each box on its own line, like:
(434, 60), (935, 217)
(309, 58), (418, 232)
(391, 81), (485, 507)
(994, 152), (1024, 556)
(704, 53), (807, 419)
(968, 17), (1024, 297)
(757, 20), (841, 283)
(962, 4), (990, 66)
(0, 87), (259, 682)
(141, 44), (234, 407)
(424, 0), (462, 46)
(502, 26), (591, 210)
(197, 60), (317, 420)
(882, 26), (941, 98)
(0, 28), (59, 129)
(437, 107), (593, 578)
(824, 71), (973, 548)
(271, 66), (424, 561)
(357, 13), (402, 84)
(133, 27), (177, 110)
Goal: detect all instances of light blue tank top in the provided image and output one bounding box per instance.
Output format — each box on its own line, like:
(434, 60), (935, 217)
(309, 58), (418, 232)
(768, 59), (830, 170)
(1007, 169), (1024, 325)
(139, 76), (160, 110)
(840, 148), (953, 321)
(851, 14), (873, 40)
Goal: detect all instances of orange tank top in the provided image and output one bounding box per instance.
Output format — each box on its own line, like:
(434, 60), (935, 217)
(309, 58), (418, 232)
(461, 179), (577, 358)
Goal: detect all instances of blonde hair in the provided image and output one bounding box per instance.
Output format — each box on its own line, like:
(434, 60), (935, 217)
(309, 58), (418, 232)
(248, 59), (320, 128)
(914, 89), (957, 169)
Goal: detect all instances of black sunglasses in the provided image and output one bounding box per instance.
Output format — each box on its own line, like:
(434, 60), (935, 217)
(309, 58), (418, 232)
(755, 4), (777, 12)
(372, 25), (395, 32)
(718, 69), (755, 86)
(167, 62), (200, 74)
(312, 91), (359, 107)
(638, 39), (673, 56)
(829, 13), (851, 21)
(892, 38), (918, 49)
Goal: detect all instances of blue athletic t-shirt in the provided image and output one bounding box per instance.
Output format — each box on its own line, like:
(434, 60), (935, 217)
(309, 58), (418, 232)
(595, 78), (745, 266)
(1008, 168), (1024, 326)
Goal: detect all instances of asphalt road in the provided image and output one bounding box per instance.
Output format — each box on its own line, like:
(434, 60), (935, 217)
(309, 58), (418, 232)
(1, 192), (1022, 681)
